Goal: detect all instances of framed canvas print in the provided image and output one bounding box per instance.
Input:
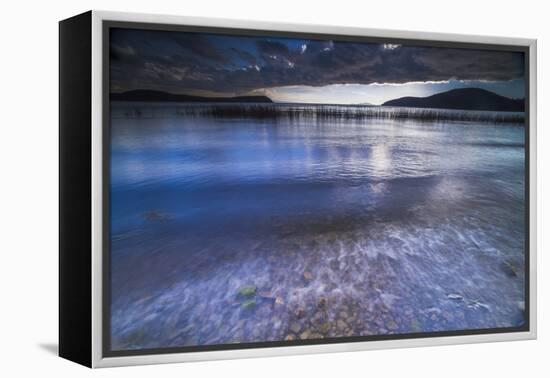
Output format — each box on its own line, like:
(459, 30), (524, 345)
(59, 10), (537, 368)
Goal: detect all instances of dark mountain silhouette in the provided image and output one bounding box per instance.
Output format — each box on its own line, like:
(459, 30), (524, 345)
(382, 88), (524, 112)
(111, 89), (273, 103)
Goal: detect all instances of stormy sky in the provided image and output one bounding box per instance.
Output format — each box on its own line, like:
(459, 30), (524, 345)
(110, 28), (525, 105)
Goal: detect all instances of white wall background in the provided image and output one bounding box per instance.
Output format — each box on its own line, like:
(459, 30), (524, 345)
(0, 0), (546, 376)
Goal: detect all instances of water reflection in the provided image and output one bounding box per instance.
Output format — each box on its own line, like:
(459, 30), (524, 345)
(370, 143), (392, 179)
(109, 104), (526, 350)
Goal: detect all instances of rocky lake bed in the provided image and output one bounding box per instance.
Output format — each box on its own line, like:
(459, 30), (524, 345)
(109, 105), (526, 350)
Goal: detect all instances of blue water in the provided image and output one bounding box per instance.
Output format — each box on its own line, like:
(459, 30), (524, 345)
(109, 103), (526, 350)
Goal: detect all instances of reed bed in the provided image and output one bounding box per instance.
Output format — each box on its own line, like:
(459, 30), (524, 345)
(112, 103), (525, 124)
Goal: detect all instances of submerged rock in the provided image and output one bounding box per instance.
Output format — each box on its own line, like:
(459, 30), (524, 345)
(502, 260), (518, 278)
(241, 299), (257, 311)
(238, 285), (257, 299)
(289, 321), (302, 334)
(336, 319), (348, 331)
(442, 311), (455, 322)
(386, 320), (398, 331)
(258, 291), (274, 299)
(318, 322), (330, 334)
(410, 319), (422, 332)
(300, 330), (311, 339)
(294, 307), (305, 318)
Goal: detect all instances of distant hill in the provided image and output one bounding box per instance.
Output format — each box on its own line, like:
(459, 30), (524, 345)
(111, 89), (273, 103)
(382, 88), (524, 112)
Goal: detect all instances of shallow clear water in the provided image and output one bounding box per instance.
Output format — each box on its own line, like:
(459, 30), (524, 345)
(109, 104), (526, 350)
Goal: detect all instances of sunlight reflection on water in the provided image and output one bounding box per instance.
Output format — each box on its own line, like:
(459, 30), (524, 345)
(109, 105), (526, 350)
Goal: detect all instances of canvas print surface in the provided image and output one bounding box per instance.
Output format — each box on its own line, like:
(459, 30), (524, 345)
(107, 26), (527, 353)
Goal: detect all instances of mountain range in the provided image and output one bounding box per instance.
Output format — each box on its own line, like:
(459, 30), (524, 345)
(382, 88), (524, 112)
(110, 90), (272, 103)
(111, 88), (524, 112)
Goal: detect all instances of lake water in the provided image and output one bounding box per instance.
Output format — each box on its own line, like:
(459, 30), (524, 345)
(109, 103), (526, 350)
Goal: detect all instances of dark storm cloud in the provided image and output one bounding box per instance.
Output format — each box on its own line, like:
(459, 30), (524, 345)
(230, 48), (257, 65)
(110, 44), (139, 63)
(109, 28), (525, 95)
(257, 40), (291, 57)
(172, 34), (229, 63)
